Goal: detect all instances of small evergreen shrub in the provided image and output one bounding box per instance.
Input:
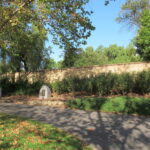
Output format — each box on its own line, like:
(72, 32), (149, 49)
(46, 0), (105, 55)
(112, 73), (135, 95)
(49, 70), (150, 96)
(0, 77), (15, 95)
(0, 77), (43, 96)
(134, 70), (150, 94)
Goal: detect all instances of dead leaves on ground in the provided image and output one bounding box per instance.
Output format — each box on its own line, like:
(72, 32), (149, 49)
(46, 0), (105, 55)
(0, 119), (65, 148)
(0, 114), (89, 150)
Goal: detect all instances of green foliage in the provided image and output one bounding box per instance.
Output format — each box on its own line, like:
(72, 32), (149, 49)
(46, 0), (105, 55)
(0, 24), (50, 72)
(0, 0), (95, 61)
(116, 0), (150, 62)
(0, 113), (91, 150)
(51, 78), (80, 93)
(0, 78), (43, 96)
(134, 70), (150, 94)
(116, 0), (150, 28)
(72, 44), (141, 68)
(0, 78), (16, 96)
(104, 44), (141, 64)
(0, 61), (9, 74)
(44, 59), (63, 70)
(63, 48), (83, 68)
(50, 70), (150, 95)
(67, 97), (150, 115)
(113, 73), (135, 94)
(1, 70), (150, 96)
(135, 10), (150, 61)
(56, 60), (63, 69)
(74, 46), (108, 67)
(44, 58), (57, 70)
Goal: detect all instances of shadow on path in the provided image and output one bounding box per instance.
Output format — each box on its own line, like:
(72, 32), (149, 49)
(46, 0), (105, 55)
(0, 103), (150, 150)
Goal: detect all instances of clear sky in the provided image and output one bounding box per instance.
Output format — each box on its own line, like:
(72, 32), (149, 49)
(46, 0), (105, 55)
(46, 0), (137, 61)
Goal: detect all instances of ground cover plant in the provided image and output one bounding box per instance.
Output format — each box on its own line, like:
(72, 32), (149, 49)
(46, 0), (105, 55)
(67, 97), (150, 116)
(0, 113), (91, 150)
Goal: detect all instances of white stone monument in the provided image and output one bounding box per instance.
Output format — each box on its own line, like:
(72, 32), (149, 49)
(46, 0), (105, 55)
(39, 85), (51, 99)
(0, 88), (1, 98)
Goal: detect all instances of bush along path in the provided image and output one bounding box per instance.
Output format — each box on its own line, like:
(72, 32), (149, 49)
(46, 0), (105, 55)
(67, 97), (150, 116)
(50, 70), (150, 96)
(0, 103), (150, 150)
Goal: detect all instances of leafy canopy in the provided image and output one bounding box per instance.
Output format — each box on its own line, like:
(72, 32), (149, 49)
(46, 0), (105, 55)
(135, 10), (150, 61)
(0, 0), (95, 50)
(68, 44), (141, 68)
(0, 0), (95, 72)
(116, 0), (150, 28)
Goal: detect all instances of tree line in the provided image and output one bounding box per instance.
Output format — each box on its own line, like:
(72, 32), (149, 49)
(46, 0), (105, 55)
(0, 0), (149, 73)
(41, 43), (141, 69)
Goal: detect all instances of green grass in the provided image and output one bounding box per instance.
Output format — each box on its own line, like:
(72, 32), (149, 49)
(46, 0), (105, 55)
(0, 113), (91, 150)
(67, 97), (150, 116)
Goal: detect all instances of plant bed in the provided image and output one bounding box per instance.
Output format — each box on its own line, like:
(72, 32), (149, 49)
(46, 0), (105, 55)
(0, 113), (91, 150)
(0, 95), (67, 107)
(1, 93), (150, 109)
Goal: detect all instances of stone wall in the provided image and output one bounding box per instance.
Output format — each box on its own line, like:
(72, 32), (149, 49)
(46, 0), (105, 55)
(1, 62), (150, 83)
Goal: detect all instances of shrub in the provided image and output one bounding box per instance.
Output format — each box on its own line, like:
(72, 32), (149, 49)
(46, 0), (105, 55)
(134, 70), (150, 94)
(49, 70), (150, 96)
(112, 73), (135, 95)
(95, 73), (116, 96)
(67, 97), (107, 110)
(0, 77), (43, 96)
(67, 97), (150, 115)
(0, 77), (16, 95)
(1, 70), (150, 96)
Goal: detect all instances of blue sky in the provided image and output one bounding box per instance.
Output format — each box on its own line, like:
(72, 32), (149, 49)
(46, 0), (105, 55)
(46, 0), (137, 61)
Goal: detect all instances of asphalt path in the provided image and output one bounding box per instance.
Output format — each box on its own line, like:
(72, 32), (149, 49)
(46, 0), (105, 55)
(0, 103), (150, 150)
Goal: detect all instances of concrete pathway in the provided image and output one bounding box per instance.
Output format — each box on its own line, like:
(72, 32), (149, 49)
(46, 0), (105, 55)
(0, 103), (150, 150)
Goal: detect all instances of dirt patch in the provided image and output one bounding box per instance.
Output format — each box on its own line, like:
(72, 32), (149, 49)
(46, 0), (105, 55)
(0, 92), (150, 104)
(0, 95), (32, 103)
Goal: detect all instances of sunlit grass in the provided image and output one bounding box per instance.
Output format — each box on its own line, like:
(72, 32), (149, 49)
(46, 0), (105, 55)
(0, 113), (91, 150)
(67, 96), (150, 116)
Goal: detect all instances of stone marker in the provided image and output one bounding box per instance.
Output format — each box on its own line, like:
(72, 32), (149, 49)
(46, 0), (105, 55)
(0, 88), (1, 98)
(39, 85), (51, 99)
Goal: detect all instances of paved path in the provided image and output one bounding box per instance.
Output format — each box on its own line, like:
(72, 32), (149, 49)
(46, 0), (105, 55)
(0, 103), (150, 150)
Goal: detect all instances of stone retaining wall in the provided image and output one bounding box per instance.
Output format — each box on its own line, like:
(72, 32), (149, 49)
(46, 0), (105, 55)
(1, 62), (150, 83)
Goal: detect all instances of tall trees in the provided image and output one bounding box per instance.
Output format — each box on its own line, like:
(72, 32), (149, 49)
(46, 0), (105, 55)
(116, 0), (150, 28)
(0, 0), (95, 71)
(0, 0), (95, 53)
(0, 23), (49, 72)
(74, 46), (108, 67)
(72, 44), (140, 67)
(63, 47), (83, 67)
(135, 10), (150, 61)
(42, 58), (63, 70)
(104, 44), (141, 63)
(117, 0), (150, 61)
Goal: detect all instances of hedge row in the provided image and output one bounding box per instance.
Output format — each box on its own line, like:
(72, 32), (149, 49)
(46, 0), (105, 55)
(0, 78), (42, 96)
(0, 70), (150, 96)
(50, 70), (150, 95)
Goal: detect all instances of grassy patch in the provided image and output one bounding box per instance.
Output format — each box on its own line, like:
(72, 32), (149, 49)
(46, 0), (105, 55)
(0, 113), (91, 150)
(67, 97), (150, 116)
